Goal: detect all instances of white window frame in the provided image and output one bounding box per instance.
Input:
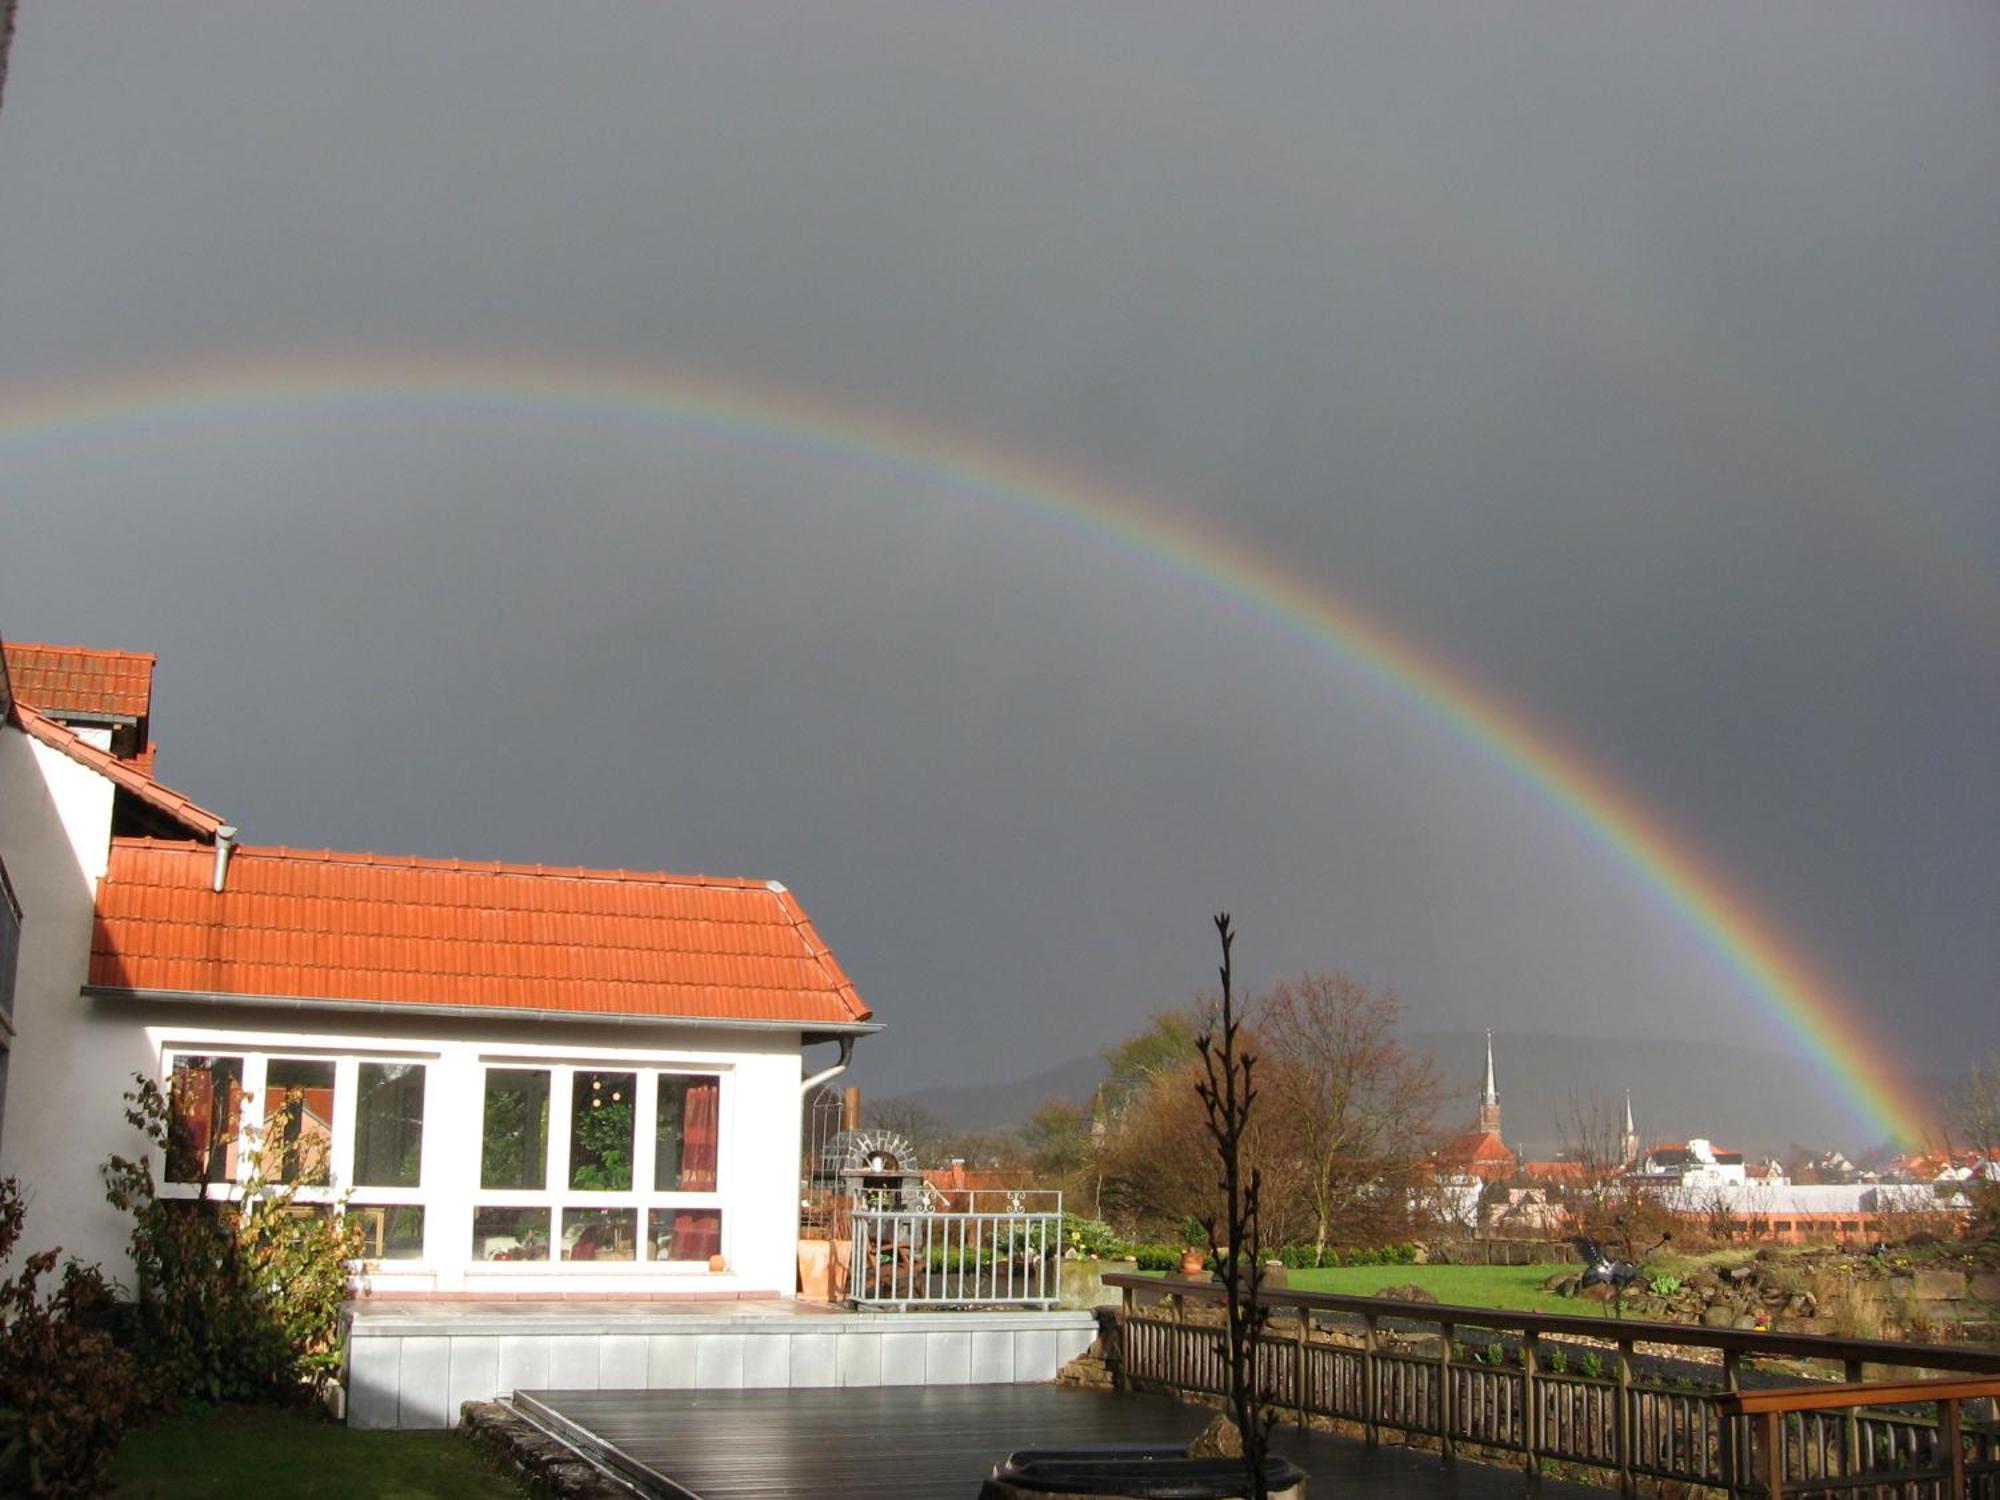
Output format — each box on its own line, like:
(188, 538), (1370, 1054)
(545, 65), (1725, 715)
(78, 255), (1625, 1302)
(471, 1059), (729, 1273)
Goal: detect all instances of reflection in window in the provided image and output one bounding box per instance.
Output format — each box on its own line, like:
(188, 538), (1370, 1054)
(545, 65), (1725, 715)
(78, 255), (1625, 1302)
(353, 1205), (426, 1261)
(167, 1055), (244, 1184)
(473, 1206), (550, 1261)
(481, 1069), (550, 1190)
(654, 1076), (720, 1192)
(562, 1207), (637, 1261)
(648, 1207), (722, 1262)
(354, 1063), (425, 1187)
(264, 1059), (336, 1184)
(568, 1070), (636, 1191)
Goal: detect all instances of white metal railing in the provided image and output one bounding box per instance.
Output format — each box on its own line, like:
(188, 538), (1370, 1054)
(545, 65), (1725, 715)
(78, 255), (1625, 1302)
(848, 1194), (1062, 1309)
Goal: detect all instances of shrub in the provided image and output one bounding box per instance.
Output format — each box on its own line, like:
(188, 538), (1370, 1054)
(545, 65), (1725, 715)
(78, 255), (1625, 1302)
(1131, 1244), (1182, 1272)
(0, 1177), (140, 1497)
(101, 1075), (363, 1406)
(1060, 1215), (1124, 1260)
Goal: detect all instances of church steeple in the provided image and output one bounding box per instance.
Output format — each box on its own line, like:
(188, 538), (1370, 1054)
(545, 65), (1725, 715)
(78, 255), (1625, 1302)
(1477, 1029), (1502, 1134)
(1621, 1089), (1639, 1166)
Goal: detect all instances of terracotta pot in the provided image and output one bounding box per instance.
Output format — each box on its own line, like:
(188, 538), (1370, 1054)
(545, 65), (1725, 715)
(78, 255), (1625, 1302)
(796, 1238), (833, 1300)
(708, 1253), (727, 1273)
(1179, 1249), (1208, 1276)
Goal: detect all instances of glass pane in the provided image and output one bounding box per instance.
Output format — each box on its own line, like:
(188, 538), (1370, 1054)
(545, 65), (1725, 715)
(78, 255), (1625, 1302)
(647, 1207), (722, 1262)
(481, 1069), (550, 1190)
(472, 1206), (550, 1262)
(568, 1070), (636, 1191)
(264, 1059), (336, 1184)
(167, 1055), (244, 1184)
(352, 1205), (425, 1261)
(354, 1063), (425, 1187)
(561, 1207), (637, 1262)
(654, 1075), (721, 1192)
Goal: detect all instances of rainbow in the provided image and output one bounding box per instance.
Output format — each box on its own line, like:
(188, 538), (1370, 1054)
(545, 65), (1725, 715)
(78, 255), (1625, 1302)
(0, 354), (1932, 1143)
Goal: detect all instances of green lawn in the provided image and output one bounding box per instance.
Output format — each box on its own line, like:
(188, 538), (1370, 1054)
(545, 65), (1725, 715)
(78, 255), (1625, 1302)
(1279, 1262), (1573, 1313)
(109, 1406), (523, 1499)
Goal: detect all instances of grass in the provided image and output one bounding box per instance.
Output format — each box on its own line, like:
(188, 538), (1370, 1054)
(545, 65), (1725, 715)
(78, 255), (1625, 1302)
(108, 1405), (524, 1499)
(1278, 1262), (1575, 1313)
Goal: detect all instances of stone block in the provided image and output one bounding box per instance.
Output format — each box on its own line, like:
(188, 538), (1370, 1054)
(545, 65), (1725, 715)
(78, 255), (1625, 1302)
(968, 1328), (1013, 1384)
(743, 1333), (791, 1388)
(1912, 1270), (1967, 1302)
(880, 1331), (926, 1385)
(599, 1335), (647, 1390)
(1970, 1272), (2000, 1303)
(448, 1338), (501, 1417)
(398, 1337), (452, 1430)
(497, 1336), (551, 1399)
(790, 1332), (837, 1388)
(925, 1328), (973, 1385)
(837, 1332), (882, 1386)
(346, 1337), (402, 1431)
(694, 1333), (747, 1389)
(546, 1335), (599, 1390)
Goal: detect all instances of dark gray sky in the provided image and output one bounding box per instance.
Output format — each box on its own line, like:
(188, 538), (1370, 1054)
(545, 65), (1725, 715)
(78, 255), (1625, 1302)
(3, 4), (1994, 1141)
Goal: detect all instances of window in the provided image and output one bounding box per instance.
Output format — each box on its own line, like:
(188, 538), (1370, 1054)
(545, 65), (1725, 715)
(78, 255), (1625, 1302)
(473, 1206), (549, 1262)
(569, 1070), (637, 1190)
(649, 1207), (722, 1262)
(481, 1069), (551, 1190)
(354, 1062), (425, 1187)
(353, 1205), (426, 1260)
(473, 1064), (725, 1268)
(655, 1075), (720, 1191)
(167, 1055), (244, 1184)
(263, 1058), (336, 1184)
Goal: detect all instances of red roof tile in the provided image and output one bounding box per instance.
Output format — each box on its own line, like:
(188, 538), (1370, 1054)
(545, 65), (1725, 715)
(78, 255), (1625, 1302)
(2, 642), (154, 720)
(89, 838), (873, 1028)
(12, 703), (226, 838)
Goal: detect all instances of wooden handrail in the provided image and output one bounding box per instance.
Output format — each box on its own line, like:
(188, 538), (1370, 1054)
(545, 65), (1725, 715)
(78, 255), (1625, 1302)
(1718, 1374), (2000, 1416)
(1104, 1273), (2000, 1376)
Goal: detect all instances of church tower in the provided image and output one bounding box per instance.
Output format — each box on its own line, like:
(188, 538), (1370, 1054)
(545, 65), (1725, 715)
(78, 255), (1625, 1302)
(1621, 1090), (1640, 1166)
(1477, 1028), (1502, 1135)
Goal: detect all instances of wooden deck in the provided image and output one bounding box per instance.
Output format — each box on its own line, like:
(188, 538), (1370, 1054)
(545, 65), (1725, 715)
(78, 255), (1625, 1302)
(519, 1384), (1609, 1498)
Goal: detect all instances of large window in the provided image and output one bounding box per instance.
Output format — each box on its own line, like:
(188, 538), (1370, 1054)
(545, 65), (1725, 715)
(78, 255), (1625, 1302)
(263, 1058), (336, 1184)
(354, 1063), (425, 1187)
(475, 1064), (724, 1266)
(167, 1055), (245, 1184)
(481, 1069), (550, 1190)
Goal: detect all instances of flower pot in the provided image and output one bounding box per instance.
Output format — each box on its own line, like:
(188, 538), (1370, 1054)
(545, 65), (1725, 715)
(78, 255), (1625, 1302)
(797, 1238), (833, 1300)
(1179, 1249), (1208, 1277)
(708, 1253), (727, 1273)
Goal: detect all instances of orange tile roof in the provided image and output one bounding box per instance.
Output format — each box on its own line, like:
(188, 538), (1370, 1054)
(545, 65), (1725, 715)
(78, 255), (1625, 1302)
(2, 642), (154, 720)
(12, 702), (226, 838)
(90, 838), (873, 1028)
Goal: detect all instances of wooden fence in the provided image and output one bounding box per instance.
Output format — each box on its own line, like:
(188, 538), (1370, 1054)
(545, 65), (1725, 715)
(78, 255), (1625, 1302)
(1104, 1273), (2000, 1498)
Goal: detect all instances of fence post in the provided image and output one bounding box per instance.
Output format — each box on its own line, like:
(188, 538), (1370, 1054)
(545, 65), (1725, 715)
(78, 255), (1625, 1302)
(1523, 1330), (1541, 1491)
(1364, 1313), (1380, 1448)
(1439, 1319), (1456, 1463)
(1616, 1337), (1634, 1497)
(1843, 1357), (1863, 1484)
(1170, 1291), (1186, 1393)
(1294, 1310), (1310, 1429)
(1939, 1395), (1966, 1499)
(1757, 1408), (1785, 1500)
(1117, 1283), (1134, 1393)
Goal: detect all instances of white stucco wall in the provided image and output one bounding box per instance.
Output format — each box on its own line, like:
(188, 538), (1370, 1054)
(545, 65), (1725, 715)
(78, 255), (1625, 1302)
(0, 728), (150, 1274)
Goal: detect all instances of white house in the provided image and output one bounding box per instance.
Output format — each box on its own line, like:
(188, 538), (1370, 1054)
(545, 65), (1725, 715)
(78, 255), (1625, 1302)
(0, 640), (879, 1297)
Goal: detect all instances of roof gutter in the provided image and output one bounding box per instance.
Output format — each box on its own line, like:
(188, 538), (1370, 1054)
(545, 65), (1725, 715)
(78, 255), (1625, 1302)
(801, 1034), (857, 1095)
(81, 984), (882, 1040)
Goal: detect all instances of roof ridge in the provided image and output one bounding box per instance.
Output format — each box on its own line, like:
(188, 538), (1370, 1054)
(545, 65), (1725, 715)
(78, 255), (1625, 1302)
(106, 834), (774, 890)
(15, 704), (224, 838)
(3, 641), (158, 664)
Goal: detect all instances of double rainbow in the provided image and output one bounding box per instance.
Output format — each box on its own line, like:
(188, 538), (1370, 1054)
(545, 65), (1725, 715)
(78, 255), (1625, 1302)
(0, 354), (1932, 1143)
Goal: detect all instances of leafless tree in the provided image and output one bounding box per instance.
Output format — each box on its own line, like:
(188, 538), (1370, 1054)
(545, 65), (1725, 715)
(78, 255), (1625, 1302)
(1255, 970), (1439, 1257)
(1194, 914), (1275, 1500)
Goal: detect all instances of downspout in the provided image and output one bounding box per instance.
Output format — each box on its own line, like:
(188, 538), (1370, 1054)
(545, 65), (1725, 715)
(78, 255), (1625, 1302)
(211, 825), (238, 892)
(801, 1035), (856, 1095)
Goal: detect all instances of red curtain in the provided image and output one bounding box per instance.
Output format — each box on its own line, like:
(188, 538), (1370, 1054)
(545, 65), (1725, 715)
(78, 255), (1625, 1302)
(678, 1078), (719, 1191)
(671, 1209), (722, 1259)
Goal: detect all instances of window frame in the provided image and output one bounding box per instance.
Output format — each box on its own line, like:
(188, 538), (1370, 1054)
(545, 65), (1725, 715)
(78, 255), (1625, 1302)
(472, 1060), (728, 1271)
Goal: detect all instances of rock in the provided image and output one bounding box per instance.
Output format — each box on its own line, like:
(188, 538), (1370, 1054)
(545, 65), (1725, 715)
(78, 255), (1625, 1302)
(1727, 1264), (1756, 1284)
(1410, 1244), (1429, 1265)
(1185, 1415), (1244, 1459)
(1702, 1305), (1737, 1328)
(1578, 1281), (1619, 1303)
(1544, 1271), (1576, 1291)
(1375, 1283), (1439, 1304)
(1913, 1270), (1967, 1302)
(1971, 1272), (2000, 1303)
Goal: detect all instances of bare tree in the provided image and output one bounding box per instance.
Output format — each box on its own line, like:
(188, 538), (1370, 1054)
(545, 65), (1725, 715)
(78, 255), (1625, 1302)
(1255, 970), (1439, 1257)
(1194, 913), (1275, 1500)
(0, 1), (17, 118)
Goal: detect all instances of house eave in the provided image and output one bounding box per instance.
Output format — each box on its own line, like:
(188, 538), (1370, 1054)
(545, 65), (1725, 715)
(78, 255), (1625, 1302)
(82, 985), (884, 1042)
